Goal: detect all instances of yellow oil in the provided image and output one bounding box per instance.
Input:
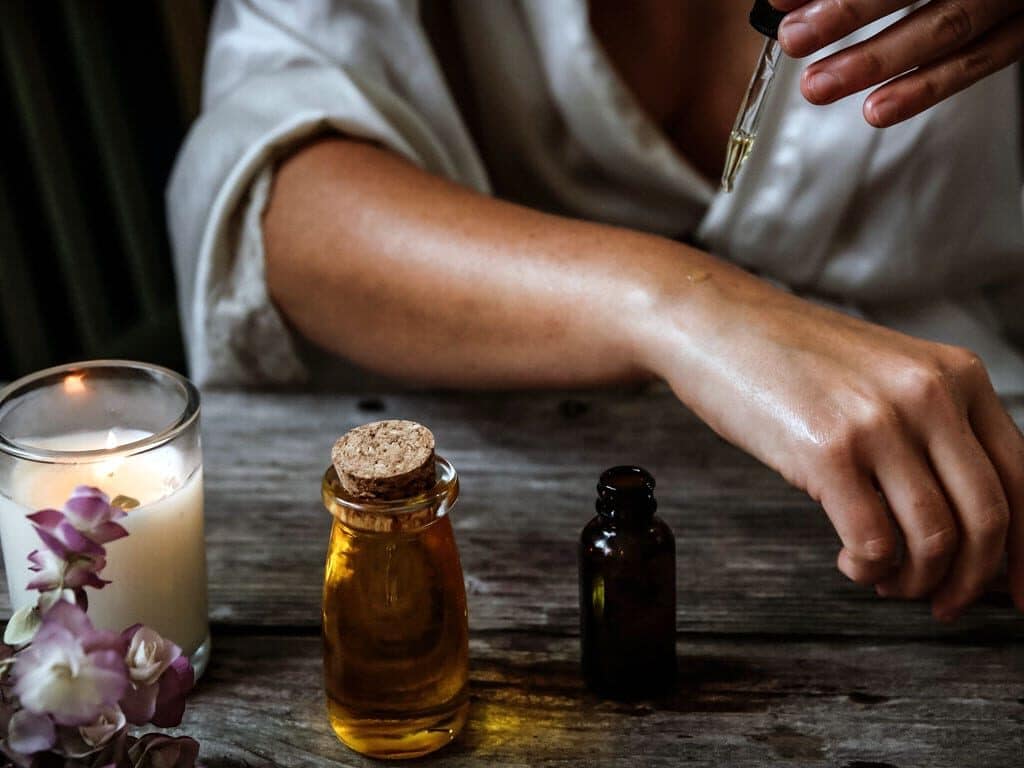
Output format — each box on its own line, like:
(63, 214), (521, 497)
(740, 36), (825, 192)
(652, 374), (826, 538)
(321, 490), (469, 760)
(721, 129), (755, 192)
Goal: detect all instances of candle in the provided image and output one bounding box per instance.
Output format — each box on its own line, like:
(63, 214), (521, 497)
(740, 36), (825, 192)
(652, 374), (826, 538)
(0, 362), (210, 676)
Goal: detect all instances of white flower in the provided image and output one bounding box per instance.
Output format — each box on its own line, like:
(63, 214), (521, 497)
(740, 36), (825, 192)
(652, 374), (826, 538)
(13, 603), (128, 726)
(125, 626), (178, 686)
(79, 704), (126, 747)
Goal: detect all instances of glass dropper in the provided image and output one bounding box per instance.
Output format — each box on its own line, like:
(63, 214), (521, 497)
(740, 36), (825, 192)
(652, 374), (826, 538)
(721, 0), (787, 193)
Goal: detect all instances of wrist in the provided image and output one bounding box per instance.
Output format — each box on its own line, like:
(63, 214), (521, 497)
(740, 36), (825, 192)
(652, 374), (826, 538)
(620, 241), (735, 385)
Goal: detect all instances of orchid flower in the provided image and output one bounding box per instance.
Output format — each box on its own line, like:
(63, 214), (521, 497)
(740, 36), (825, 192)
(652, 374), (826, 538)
(13, 603), (128, 727)
(120, 625), (193, 727)
(1, 488), (198, 766)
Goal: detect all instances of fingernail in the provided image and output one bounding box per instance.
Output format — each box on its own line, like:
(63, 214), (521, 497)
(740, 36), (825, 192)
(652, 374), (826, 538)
(876, 584), (892, 598)
(779, 20), (817, 56)
(867, 99), (897, 127)
(805, 71), (842, 103)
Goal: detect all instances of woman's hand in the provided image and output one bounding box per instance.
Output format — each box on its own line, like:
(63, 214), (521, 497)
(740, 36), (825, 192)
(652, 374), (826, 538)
(771, 0), (1024, 126)
(643, 268), (1024, 621)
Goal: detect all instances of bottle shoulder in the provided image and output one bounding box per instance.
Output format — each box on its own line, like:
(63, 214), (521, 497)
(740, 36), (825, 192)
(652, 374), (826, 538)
(579, 515), (675, 556)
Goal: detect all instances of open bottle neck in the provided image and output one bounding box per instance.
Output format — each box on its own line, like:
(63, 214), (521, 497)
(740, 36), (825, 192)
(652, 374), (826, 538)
(595, 465), (657, 524)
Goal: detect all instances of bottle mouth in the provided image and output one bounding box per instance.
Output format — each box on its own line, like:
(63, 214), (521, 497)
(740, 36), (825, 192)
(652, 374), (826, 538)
(596, 465), (657, 520)
(597, 465), (655, 498)
(322, 454), (459, 533)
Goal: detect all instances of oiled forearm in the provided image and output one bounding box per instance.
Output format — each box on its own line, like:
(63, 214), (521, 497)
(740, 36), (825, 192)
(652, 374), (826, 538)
(262, 138), (730, 388)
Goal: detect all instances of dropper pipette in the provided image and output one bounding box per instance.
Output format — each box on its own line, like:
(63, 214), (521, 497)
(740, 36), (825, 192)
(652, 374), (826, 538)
(721, 0), (787, 193)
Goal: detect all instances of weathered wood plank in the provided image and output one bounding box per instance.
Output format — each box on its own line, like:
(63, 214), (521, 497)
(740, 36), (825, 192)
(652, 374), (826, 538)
(197, 389), (1024, 638)
(174, 631), (1024, 768)
(2, 390), (1022, 639)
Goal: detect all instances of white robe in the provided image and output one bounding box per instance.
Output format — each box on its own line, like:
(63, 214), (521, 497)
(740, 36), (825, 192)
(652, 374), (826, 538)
(167, 0), (1024, 392)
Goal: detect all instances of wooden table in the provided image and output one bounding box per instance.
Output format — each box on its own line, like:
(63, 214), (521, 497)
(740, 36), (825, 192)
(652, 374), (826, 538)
(3, 388), (1023, 766)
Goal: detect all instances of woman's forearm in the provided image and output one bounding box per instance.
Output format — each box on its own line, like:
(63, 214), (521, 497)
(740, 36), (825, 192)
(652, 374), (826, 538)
(262, 138), (735, 389)
(263, 138), (1024, 620)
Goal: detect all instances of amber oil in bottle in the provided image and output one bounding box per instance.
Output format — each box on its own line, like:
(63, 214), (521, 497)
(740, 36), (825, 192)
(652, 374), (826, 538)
(579, 466), (676, 698)
(322, 421), (469, 759)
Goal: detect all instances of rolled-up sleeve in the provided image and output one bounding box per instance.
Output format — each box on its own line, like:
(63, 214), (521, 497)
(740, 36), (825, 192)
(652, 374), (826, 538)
(167, 0), (488, 386)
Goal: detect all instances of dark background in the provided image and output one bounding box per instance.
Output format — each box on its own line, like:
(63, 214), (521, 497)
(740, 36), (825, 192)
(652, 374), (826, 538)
(0, 0), (213, 381)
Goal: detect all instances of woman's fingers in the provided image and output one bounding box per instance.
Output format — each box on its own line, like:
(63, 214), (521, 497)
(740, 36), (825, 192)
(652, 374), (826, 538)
(968, 386), (1024, 613)
(820, 468), (901, 585)
(773, 0), (1024, 126)
(872, 448), (958, 600)
(797, 0), (1020, 105)
(778, 0), (909, 59)
(925, 416), (1010, 621)
(863, 11), (1024, 126)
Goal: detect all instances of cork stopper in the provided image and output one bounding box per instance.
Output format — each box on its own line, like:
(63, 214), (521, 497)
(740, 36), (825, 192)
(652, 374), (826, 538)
(329, 420), (439, 531)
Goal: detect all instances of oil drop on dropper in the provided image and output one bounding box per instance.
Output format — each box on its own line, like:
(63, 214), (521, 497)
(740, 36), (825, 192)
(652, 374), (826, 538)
(721, 0), (787, 193)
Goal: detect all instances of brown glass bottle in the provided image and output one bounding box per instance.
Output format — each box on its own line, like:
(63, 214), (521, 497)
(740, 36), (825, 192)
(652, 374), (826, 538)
(579, 466), (676, 698)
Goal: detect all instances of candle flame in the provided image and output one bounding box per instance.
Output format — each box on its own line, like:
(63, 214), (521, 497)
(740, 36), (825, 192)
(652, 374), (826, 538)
(95, 429), (124, 481)
(63, 374), (86, 394)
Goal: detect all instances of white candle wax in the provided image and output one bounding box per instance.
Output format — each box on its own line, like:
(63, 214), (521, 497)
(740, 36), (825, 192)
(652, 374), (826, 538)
(0, 429), (209, 655)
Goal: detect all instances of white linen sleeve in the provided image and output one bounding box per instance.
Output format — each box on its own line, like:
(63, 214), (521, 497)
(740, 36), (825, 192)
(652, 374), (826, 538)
(166, 0), (488, 387)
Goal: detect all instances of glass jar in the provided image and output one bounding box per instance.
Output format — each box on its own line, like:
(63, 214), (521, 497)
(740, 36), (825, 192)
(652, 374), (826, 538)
(321, 454), (469, 759)
(0, 360), (210, 676)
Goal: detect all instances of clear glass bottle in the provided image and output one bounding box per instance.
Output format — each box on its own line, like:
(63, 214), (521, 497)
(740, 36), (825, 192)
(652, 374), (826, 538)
(321, 455), (469, 759)
(579, 466), (676, 698)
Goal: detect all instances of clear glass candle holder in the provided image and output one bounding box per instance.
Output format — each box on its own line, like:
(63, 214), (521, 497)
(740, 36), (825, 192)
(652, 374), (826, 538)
(0, 360), (210, 677)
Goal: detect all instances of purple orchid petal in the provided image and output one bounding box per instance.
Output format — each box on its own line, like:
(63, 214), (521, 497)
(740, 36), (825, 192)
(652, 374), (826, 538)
(150, 656), (194, 728)
(91, 521), (129, 544)
(33, 527), (71, 559)
(26, 508), (64, 531)
(53, 522), (106, 558)
(31, 600), (90, 641)
(62, 563), (110, 592)
(33, 524), (107, 562)
(65, 493), (113, 524)
(61, 487), (128, 545)
(7, 709), (56, 754)
(127, 734), (199, 768)
(121, 624), (143, 643)
(27, 549), (50, 572)
(119, 681), (158, 726)
(56, 720), (130, 763)
(26, 573), (59, 592)
(78, 704), (126, 748)
(37, 587), (78, 614)
(70, 485), (110, 502)
(26, 549), (64, 592)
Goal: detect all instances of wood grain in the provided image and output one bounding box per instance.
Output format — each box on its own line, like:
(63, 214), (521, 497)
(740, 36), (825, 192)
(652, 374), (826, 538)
(157, 389), (1024, 638)
(2, 390), (1023, 767)
(178, 631), (1024, 767)
(3, 389), (1021, 639)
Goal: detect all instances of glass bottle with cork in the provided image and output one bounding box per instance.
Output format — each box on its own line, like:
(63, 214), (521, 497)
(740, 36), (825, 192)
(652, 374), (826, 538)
(579, 465), (676, 698)
(321, 420), (469, 759)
